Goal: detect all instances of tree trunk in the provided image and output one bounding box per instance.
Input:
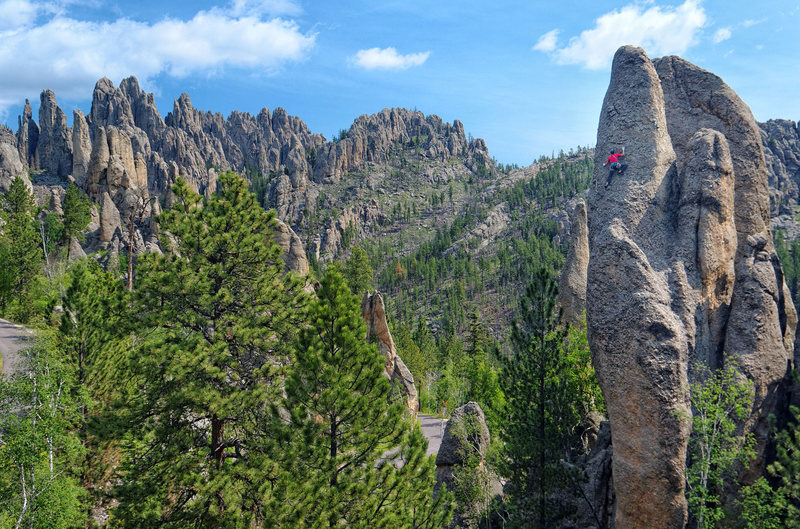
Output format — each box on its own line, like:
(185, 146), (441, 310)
(127, 214), (135, 291)
(211, 415), (225, 471)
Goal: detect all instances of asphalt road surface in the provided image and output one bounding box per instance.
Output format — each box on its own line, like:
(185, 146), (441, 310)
(419, 414), (447, 457)
(0, 318), (33, 376)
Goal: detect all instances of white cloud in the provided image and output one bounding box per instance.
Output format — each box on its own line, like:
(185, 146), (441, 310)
(351, 47), (430, 70)
(0, 0), (39, 30)
(225, 0), (301, 17)
(713, 27), (731, 43)
(533, 29), (559, 52)
(742, 18), (766, 28)
(0, 5), (315, 115)
(535, 0), (706, 70)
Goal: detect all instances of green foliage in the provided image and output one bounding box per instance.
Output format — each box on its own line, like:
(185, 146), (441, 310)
(61, 183), (92, 243)
(448, 411), (497, 528)
(503, 155), (593, 209)
(685, 361), (755, 529)
(499, 266), (584, 528)
(766, 404), (800, 527)
(112, 171), (306, 527)
(562, 320), (604, 416)
(0, 176), (43, 320)
(736, 477), (784, 529)
(60, 260), (127, 400)
(774, 229), (800, 308)
(268, 269), (452, 528)
(0, 336), (87, 528)
(344, 245), (374, 296)
(41, 212), (63, 256)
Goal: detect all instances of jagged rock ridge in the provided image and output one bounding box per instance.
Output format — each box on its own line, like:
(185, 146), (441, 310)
(13, 77), (490, 260)
(587, 46), (797, 529)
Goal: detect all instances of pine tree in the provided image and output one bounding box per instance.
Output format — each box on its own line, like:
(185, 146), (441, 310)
(0, 176), (42, 319)
(344, 245), (374, 297)
(500, 266), (581, 528)
(112, 172), (307, 528)
(267, 269), (452, 528)
(766, 405), (800, 527)
(59, 260), (127, 406)
(61, 183), (92, 244)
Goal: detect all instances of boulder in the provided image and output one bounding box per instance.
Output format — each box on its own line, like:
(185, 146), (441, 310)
(68, 236), (87, 261)
(435, 402), (502, 528)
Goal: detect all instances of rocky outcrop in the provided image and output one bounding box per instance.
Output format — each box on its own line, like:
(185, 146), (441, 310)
(361, 291), (419, 414)
(99, 192), (122, 243)
(0, 126), (30, 192)
(435, 402), (501, 528)
(587, 46), (796, 529)
(573, 420), (616, 529)
(762, 119), (800, 216)
(272, 218), (309, 276)
(72, 110), (92, 187)
(68, 236), (87, 261)
(11, 77), (496, 265)
(36, 90), (73, 177)
(16, 99), (38, 169)
(558, 199), (589, 326)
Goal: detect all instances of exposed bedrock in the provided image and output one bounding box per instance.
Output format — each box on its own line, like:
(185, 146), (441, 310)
(587, 45), (796, 529)
(361, 291), (419, 415)
(558, 199), (589, 326)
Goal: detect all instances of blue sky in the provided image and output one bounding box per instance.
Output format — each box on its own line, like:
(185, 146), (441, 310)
(0, 0), (797, 165)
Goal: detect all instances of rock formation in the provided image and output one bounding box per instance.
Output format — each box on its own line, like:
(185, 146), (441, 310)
(36, 90), (73, 177)
(16, 99), (38, 169)
(8, 76), (497, 266)
(587, 46), (796, 528)
(558, 199), (589, 326)
(361, 291), (419, 415)
(761, 119), (800, 216)
(99, 192), (122, 243)
(271, 218), (309, 276)
(435, 402), (501, 528)
(0, 126), (30, 192)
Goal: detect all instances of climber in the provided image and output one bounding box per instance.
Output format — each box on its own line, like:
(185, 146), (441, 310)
(603, 147), (627, 188)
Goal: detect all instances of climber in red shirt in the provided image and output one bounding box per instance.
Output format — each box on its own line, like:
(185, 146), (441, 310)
(603, 147), (627, 188)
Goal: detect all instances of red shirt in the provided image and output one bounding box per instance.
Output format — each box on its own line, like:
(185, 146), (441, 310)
(607, 153), (622, 164)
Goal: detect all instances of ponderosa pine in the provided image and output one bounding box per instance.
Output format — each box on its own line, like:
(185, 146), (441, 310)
(112, 171), (306, 528)
(266, 269), (452, 529)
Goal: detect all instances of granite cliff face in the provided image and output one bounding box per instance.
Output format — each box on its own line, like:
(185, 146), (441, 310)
(587, 46), (797, 529)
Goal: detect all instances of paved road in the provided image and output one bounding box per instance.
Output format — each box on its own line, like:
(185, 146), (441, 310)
(419, 414), (447, 457)
(0, 318), (33, 376)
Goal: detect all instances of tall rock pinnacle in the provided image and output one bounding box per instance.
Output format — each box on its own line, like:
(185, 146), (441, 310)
(587, 46), (796, 529)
